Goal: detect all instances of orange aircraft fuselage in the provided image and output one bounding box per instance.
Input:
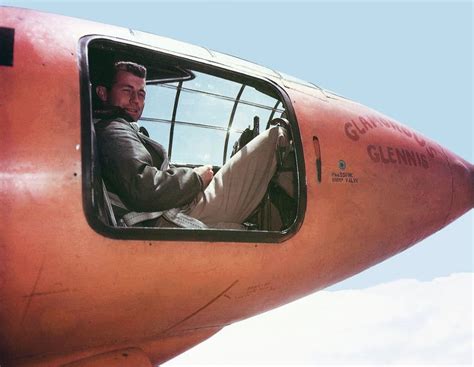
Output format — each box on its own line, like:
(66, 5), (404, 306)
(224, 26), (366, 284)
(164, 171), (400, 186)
(0, 7), (472, 367)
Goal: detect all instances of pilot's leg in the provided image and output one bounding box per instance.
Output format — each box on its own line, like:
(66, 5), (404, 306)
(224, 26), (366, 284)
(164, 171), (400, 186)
(186, 126), (289, 227)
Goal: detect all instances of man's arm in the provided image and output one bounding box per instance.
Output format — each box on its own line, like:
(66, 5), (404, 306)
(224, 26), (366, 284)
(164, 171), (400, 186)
(96, 119), (203, 212)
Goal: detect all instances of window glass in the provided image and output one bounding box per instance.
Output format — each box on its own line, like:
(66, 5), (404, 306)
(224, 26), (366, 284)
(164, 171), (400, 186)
(277, 109), (287, 118)
(176, 89), (235, 128)
(240, 86), (278, 109)
(184, 71), (241, 98)
(174, 72), (242, 129)
(141, 83), (178, 121)
(139, 73), (287, 164)
(268, 101), (287, 120)
(273, 101), (284, 115)
(232, 104), (273, 131)
(172, 124), (225, 166)
(138, 119), (171, 152)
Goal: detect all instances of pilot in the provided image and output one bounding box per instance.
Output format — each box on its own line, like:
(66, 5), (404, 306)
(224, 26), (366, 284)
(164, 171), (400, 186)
(94, 61), (290, 228)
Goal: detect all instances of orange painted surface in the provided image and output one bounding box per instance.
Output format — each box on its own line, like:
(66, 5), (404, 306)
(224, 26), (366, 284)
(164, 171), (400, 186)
(0, 7), (472, 366)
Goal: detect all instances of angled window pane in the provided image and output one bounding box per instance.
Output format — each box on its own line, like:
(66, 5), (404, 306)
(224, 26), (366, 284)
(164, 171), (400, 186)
(176, 90), (234, 128)
(277, 108), (287, 118)
(142, 83), (178, 121)
(269, 101), (287, 124)
(240, 86), (278, 109)
(184, 71), (241, 98)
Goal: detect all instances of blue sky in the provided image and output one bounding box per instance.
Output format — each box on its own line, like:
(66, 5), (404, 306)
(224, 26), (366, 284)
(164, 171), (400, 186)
(2, 0), (471, 364)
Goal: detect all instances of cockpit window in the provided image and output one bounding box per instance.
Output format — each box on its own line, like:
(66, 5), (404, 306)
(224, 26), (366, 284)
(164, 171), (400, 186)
(140, 72), (285, 166)
(81, 37), (305, 242)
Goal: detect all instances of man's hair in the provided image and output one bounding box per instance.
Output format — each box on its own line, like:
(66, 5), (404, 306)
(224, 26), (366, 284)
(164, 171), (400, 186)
(114, 61), (146, 79)
(92, 61), (147, 115)
(102, 61), (147, 89)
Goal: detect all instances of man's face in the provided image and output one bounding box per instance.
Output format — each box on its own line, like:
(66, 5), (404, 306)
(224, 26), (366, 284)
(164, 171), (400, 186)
(98, 70), (146, 121)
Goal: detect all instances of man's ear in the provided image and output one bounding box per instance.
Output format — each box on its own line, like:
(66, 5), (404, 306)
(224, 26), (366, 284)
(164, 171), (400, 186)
(96, 86), (108, 102)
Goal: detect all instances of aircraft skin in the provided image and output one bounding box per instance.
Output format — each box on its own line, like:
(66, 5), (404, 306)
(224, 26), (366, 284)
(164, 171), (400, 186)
(0, 7), (472, 367)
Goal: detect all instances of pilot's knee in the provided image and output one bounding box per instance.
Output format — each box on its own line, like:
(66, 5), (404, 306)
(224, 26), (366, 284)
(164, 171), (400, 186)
(276, 126), (290, 148)
(265, 126), (290, 155)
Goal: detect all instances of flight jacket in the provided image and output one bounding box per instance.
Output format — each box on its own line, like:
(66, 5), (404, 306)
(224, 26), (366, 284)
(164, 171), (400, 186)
(95, 117), (203, 213)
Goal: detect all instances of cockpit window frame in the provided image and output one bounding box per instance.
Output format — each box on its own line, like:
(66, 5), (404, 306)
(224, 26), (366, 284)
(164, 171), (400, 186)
(79, 35), (306, 243)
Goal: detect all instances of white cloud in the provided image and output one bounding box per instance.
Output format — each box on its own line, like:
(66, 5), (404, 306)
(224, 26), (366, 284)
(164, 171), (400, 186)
(167, 273), (473, 366)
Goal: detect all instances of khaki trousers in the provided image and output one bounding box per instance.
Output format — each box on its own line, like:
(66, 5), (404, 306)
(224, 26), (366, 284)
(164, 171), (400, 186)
(186, 126), (289, 228)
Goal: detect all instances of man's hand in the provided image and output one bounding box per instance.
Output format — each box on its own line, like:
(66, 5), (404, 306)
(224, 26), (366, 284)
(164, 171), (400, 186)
(194, 165), (214, 189)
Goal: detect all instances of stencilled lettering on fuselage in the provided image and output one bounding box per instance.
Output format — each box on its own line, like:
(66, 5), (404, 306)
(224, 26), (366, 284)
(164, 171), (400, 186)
(331, 171), (359, 184)
(330, 161), (359, 184)
(344, 115), (440, 169)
